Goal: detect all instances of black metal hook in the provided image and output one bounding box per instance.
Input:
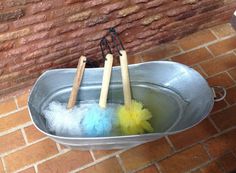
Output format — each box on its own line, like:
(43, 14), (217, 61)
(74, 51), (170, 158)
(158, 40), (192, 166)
(100, 37), (112, 61)
(109, 27), (125, 56)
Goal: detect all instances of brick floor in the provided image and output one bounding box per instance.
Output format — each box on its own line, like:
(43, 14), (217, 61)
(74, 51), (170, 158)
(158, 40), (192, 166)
(1, 23), (236, 173)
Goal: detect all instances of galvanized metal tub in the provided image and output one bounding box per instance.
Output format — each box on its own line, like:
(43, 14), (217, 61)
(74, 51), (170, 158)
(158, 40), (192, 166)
(28, 61), (214, 150)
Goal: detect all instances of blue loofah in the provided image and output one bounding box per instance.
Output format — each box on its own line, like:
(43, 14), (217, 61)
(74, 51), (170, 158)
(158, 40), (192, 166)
(81, 104), (117, 137)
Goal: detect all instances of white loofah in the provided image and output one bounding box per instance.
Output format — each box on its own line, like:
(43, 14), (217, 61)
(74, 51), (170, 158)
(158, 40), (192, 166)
(43, 101), (87, 137)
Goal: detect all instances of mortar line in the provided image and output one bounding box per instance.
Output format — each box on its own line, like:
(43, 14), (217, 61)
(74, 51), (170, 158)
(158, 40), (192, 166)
(159, 125), (236, 160)
(197, 50), (235, 70)
(0, 121), (33, 137)
(14, 96), (19, 110)
(195, 64), (209, 78)
(34, 165), (39, 173)
(210, 101), (236, 116)
(231, 150), (236, 158)
(175, 41), (185, 53)
(0, 136), (48, 157)
(188, 160), (212, 173)
(207, 116), (221, 133)
(165, 136), (176, 152)
(225, 71), (236, 83)
(21, 128), (29, 145)
(155, 162), (163, 173)
(70, 147), (132, 173)
(205, 45), (216, 58)
(89, 150), (96, 161)
(169, 33), (236, 60)
(209, 28), (220, 39)
(201, 141), (213, 160)
(187, 33), (235, 51)
(56, 142), (62, 152)
(0, 106), (28, 119)
(14, 164), (36, 173)
(1, 157), (7, 173)
(14, 149), (70, 173)
(116, 155), (127, 173)
(129, 161), (155, 173)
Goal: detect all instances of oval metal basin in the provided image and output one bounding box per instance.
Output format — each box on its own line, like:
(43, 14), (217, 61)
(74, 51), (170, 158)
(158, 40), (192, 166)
(28, 61), (214, 150)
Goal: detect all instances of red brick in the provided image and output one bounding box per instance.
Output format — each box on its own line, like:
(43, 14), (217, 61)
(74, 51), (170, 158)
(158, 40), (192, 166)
(228, 67), (236, 81)
(52, 38), (80, 52)
(0, 80), (35, 98)
(211, 105), (236, 130)
(169, 119), (217, 149)
(0, 109), (30, 132)
(38, 150), (92, 173)
(37, 50), (67, 63)
(166, 6), (192, 16)
(136, 165), (159, 173)
(211, 24), (235, 38)
(3, 0), (41, 7)
(7, 44), (30, 57)
(208, 36), (236, 56)
(200, 161), (223, 173)
(120, 138), (172, 172)
(50, 3), (83, 18)
(178, 30), (217, 50)
(33, 36), (64, 50)
(67, 10), (92, 23)
(200, 53), (236, 76)
(92, 150), (119, 160)
(19, 31), (49, 45)
(83, 0), (110, 8)
(128, 55), (142, 64)
(86, 15), (109, 27)
(28, 1), (53, 14)
(0, 41), (14, 51)
(0, 99), (17, 115)
(85, 30), (106, 41)
(172, 47), (213, 66)
(146, 0), (165, 8)
(225, 86), (236, 104)
(142, 14), (163, 26)
(4, 139), (58, 172)
(141, 44), (181, 61)
(159, 144), (209, 173)
(18, 167), (36, 173)
(79, 157), (122, 173)
(23, 48), (49, 61)
(33, 21), (56, 32)
(207, 72), (235, 88)
(13, 14), (46, 29)
(118, 5), (140, 17)
(211, 100), (228, 113)
(26, 62), (53, 73)
(16, 92), (29, 108)
(0, 9), (24, 22)
(0, 28), (30, 42)
(9, 60), (36, 72)
(0, 130), (26, 154)
(218, 153), (236, 172)
(205, 128), (236, 158)
(0, 23), (8, 33)
(24, 125), (45, 143)
(150, 18), (171, 30)
(100, 1), (126, 14)
(131, 0), (148, 3)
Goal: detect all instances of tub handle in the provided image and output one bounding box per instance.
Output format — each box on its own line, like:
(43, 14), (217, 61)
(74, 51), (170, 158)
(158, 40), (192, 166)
(211, 86), (226, 102)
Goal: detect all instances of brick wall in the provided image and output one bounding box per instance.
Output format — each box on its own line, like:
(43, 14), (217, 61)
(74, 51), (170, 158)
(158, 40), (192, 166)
(0, 0), (236, 97)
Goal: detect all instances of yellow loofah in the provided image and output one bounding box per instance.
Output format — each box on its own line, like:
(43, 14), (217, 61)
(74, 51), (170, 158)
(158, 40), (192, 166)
(117, 100), (154, 135)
